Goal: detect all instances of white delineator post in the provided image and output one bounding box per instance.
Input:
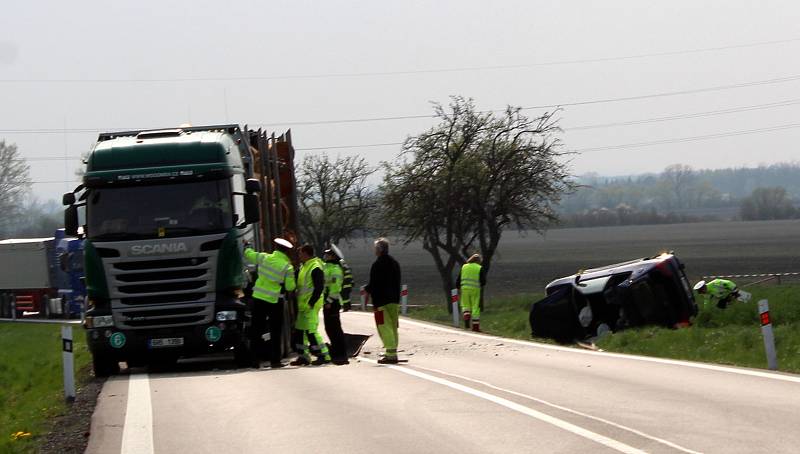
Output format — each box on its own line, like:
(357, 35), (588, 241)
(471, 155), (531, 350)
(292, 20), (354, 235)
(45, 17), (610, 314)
(451, 289), (460, 327)
(62, 325), (76, 402)
(400, 284), (408, 315)
(360, 286), (367, 311)
(758, 299), (778, 371)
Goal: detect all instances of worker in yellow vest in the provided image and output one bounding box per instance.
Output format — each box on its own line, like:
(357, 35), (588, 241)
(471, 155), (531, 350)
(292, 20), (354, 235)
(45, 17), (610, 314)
(243, 238), (296, 368)
(457, 254), (486, 332)
(290, 244), (332, 366)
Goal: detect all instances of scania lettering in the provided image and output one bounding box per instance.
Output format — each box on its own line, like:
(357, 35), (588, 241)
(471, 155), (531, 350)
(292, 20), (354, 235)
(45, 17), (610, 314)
(64, 125), (299, 376)
(130, 243), (189, 256)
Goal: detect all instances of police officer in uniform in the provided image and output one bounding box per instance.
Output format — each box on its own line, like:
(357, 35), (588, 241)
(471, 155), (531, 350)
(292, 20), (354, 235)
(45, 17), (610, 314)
(244, 238), (296, 368)
(323, 247), (349, 365)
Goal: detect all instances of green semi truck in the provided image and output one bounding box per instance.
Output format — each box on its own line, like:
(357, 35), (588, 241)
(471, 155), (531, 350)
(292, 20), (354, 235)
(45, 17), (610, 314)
(63, 125), (299, 376)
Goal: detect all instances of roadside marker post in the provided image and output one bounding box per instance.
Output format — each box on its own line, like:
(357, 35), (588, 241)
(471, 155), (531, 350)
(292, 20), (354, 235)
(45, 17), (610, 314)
(401, 284), (409, 315)
(61, 325), (76, 402)
(451, 289), (460, 327)
(360, 285), (367, 311)
(758, 299), (778, 371)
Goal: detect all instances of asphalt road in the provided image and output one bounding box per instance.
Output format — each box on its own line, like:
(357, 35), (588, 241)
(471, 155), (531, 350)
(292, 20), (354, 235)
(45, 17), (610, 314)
(86, 312), (800, 454)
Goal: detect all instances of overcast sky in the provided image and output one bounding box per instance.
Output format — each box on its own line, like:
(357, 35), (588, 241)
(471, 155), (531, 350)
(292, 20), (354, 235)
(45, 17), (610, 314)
(2, 0), (800, 201)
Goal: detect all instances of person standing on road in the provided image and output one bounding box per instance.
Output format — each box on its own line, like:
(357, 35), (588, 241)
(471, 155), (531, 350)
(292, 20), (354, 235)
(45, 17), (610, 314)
(457, 253), (486, 332)
(694, 279), (740, 309)
(340, 257), (354, 312)
(243, 238), (296, 368)
(291, 244), (332, 366)
(322, 247), (349, 365)
(365, 237), (402, 364)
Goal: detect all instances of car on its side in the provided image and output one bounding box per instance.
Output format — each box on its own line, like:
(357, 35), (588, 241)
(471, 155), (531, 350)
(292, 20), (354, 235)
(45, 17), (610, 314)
(529, 252), (696, 343)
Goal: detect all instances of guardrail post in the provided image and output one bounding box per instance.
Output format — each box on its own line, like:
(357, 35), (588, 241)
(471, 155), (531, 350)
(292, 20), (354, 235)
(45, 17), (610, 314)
(62, 325), (76, 402)
(758, 299), (778, 371)
(359, 286), (367, 311)
(451, 289), (459, 327)
(400, 284), (408, 315)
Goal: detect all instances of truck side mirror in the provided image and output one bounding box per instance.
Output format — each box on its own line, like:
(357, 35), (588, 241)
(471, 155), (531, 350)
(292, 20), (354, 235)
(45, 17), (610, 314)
(243, 194), (260, 225)
(65, 206), (79, 236)
(63, 192), (76, 206)
(245, 179), (262, 194)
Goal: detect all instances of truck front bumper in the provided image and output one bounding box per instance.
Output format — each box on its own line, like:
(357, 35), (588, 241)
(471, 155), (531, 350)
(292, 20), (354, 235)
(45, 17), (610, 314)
(86, 320), (245, 361)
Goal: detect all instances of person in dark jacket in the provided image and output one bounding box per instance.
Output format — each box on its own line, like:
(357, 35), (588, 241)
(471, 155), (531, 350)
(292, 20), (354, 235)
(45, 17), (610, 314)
(364, 237), (402, 364)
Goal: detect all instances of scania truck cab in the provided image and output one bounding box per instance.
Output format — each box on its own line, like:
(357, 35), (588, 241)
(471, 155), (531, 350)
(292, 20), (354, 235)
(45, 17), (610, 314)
(63, 125), (277, 376)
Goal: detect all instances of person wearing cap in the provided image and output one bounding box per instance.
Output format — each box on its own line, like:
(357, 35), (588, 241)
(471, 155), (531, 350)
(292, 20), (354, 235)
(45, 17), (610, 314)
(322, 247), (348, 365)
(694, 278), (739, 309)
(365, 237), (402, 364)
(340, 257), (354, 312)
(456, 253), (487, 332)
(244, 238), (296, 368)
(291, 244), (332, 366)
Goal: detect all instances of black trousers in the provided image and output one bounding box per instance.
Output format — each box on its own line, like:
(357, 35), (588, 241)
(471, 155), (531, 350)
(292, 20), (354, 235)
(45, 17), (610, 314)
(252, 299), (285, 363)
(323, 302), (347, 360)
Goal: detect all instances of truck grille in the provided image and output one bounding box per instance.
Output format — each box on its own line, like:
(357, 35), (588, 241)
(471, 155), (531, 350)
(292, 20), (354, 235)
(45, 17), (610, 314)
(99, 236), (224, 330)
(115, 304), (212, 328)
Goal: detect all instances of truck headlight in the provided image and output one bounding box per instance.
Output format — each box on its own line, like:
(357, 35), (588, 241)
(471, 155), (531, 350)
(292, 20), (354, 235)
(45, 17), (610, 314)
(215, 311), (237, 321)
(86, 315), (114, 329)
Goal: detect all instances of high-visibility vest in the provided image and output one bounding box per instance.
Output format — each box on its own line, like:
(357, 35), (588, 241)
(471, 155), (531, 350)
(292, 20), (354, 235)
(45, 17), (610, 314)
(460, 263), (482, 291)
(324, 262), (343, 303)
(298, 257), (324, 309)
(340, 260), (354, 303)
(244, 248), (296, 303)
(706, 279), (737, 300)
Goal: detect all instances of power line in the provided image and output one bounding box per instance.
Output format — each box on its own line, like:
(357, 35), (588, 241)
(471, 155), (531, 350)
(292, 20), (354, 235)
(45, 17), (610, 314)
(4, 73), (800, 136)
(566, 99), (800, 131)
(571, 122), (800, 153)
(2, 37), (800, 83)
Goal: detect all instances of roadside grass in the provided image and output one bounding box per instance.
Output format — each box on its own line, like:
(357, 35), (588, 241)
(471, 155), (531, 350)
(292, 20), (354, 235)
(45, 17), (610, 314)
(408, 294), (542, 341)
(598, 285), (800, 373)
(0, 323), (91, 453)
(406, 284), (800, 373)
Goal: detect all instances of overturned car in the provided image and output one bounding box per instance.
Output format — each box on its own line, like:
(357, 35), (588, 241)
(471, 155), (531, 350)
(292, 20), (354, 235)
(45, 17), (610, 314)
(529, 253), (697, 343)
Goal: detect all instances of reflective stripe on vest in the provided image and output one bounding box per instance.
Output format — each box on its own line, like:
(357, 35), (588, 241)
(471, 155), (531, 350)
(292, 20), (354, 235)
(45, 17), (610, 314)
(460, 263), (482, 290)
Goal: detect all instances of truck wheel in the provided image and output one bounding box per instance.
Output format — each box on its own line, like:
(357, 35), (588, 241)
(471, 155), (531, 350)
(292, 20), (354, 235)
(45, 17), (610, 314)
(92, 354), (120, 377)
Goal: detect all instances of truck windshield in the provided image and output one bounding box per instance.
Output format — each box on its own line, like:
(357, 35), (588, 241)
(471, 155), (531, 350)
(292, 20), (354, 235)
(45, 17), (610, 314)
(87, 180), (233, 240)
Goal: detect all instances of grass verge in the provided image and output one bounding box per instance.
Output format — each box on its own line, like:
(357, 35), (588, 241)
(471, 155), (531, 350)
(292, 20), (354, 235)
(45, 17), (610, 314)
(406, 284), (800, 373)
(0, 323), (91, 453)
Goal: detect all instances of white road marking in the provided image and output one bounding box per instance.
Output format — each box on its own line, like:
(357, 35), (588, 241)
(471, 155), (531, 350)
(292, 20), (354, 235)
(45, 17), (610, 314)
(361, 357), (647, 454)
(348, 312), (800, 384)
(121, 373), (154, 454)
(414, 364), (702, 454)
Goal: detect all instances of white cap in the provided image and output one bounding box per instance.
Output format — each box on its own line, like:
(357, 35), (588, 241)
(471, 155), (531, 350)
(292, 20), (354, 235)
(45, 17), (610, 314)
(693, 280), (706, 291)
(274, 238), (293, 249)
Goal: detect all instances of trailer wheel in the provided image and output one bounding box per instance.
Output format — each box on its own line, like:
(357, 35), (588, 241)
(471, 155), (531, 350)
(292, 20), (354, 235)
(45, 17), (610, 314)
(92, 354), (120, 377)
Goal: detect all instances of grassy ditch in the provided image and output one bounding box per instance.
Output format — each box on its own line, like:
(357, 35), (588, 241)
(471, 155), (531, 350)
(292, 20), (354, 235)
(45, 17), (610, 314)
(0, 323), (91, 453)
(406, 284), (800, 373)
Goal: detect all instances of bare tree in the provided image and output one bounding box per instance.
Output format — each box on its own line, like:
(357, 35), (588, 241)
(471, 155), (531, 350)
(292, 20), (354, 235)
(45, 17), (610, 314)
(297, 153), (376, 253)
(660, 164), (696, 209)
(0, 140), (32, 236)
(381, 97), (574, 305)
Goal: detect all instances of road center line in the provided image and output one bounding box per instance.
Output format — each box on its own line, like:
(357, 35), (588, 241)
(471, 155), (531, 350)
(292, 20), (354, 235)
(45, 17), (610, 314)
(360, 357), (646, 454)
(347, 312), (800, 384)
(413, 364), (701, 454)
(121, 373), (154, 454)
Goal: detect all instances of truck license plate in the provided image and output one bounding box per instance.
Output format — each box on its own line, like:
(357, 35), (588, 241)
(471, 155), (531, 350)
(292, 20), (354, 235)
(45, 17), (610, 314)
(149, 337), (184, 348)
